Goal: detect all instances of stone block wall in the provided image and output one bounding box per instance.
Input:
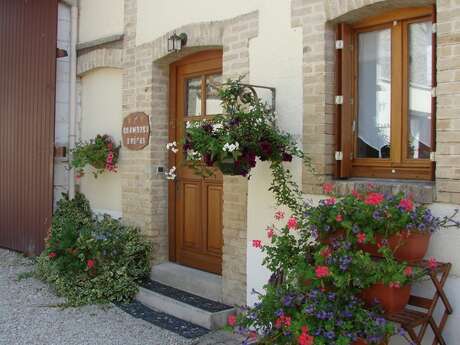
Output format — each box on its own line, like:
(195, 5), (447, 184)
(293, 0), (460, 204)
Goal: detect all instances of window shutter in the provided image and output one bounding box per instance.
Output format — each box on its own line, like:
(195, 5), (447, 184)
(431, 6), (436, 179)
(335, 23), (353, 178)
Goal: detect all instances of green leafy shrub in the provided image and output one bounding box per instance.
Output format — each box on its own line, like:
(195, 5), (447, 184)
(36, 193), (151, 306)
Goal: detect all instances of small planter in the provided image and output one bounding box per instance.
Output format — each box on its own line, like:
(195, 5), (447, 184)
(362, 283), (411, 314)
(358, 230), (431, 262)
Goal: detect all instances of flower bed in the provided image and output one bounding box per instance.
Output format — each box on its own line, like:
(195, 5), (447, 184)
(36, 193), (151, 306)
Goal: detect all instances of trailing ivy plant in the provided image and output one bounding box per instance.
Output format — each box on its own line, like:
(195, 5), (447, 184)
(36, 193), (151, 306)
(71, 134), (120, 178)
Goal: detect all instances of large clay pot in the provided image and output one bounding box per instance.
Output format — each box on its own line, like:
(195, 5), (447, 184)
(358, 230), (431, 262)
(362, 283), (411, 314)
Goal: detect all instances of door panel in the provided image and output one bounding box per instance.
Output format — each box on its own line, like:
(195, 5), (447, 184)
(170, 50), (223, 275)
(0, 0), (57, 255)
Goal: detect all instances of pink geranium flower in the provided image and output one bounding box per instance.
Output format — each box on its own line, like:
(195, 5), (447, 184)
(322, 183), (334, 194)
(403, 266), (413, 277)
(48, 252), (57, 259)
(287, 216), (298, 230)
(324, 198), (336, 206)
(252, 240), (262, 248)
(399, 198), (414, 212)
(315, 266), (330, 278)
(428, 257), (438, 270)
(335, 214), (343, 222)
(298, 326), (314, 345)
(274, 210), (285, 220)
(267, 228), (274, 238)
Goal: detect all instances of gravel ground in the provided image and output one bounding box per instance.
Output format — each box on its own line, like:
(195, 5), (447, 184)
(0, 249), (241, 345)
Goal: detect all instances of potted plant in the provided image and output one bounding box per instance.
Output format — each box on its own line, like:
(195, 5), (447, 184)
(180, 78), (308, 177)
(359, 247), (426, 314)
(71, 134), (120, 178)
(309, 185), (460, 262)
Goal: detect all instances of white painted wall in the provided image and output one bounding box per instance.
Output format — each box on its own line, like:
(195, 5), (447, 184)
(136, 0), (260, 45)
(246, 0), (303, 306)
(54, 3), (71, 208)
(79, 68), (123, 217)
(78, 0), (124, 43)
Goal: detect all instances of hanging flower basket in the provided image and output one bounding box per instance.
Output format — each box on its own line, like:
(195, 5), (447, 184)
(358, 230), (431, 262)
(215, 158), (240, 176)
(362, 283), (411, 314)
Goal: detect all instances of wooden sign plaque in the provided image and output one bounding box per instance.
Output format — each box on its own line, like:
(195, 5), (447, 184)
(122, 112), (150, 150)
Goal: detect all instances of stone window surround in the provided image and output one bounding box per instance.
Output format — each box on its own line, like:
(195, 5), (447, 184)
(292, 0), (458, 204)
(121, 0), (258, 306)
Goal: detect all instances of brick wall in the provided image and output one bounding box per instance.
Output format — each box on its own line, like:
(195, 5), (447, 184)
(293, 0), (460, 204)
(119, 0), (258, 304)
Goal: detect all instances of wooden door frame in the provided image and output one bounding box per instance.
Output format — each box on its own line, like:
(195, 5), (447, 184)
(168, 49), (223, 263)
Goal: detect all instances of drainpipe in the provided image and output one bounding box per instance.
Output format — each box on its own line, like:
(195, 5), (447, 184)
(68, 4), (78, 199)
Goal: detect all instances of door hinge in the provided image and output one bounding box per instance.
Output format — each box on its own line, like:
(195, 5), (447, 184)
(432, 23), (437, 34)
(335, 40), (344, 49)
(352, 120), (356, 132)
(335, 95), (343, 105)
(430, 152), (436, 162)
(431, 87), (437, 97)
(335, 151), (343, 161)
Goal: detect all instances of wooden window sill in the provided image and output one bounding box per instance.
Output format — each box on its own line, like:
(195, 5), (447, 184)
(333, 178), (435, 204)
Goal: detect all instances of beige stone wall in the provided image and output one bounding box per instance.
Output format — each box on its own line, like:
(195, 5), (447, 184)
(222, 176), (248, 306)
(120, 0), (257, 304)
(293, 0), (460, 204)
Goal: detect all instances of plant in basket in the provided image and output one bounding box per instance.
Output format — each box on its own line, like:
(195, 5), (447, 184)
(176, 78), (310, 178)
(71, 134), (120, 178)
(309, 184), (460, 262)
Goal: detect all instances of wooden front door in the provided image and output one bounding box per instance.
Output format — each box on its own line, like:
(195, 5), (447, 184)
(169, 50), (224, 275)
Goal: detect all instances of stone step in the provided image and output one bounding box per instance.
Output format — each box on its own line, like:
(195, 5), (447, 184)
(136, 280), (235, 330)
(150, 262), (223, 302)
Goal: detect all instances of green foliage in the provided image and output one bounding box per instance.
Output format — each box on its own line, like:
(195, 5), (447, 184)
(71, 134), (120, 178)
(36, 193), (151, 306)
(178, 78), (312, 182)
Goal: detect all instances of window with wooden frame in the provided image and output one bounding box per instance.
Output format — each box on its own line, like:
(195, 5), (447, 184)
(335, 7), (436, 180)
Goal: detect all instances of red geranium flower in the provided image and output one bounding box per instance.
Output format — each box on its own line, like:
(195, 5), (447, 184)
(227, 314), (237, 327)
(364, 192), (384, 206)
(356, 232), (366, 244)
(320, 246), (332, 258)
(335, 214), (343, 222)
(287, 216), (298, 230)
(298, 326), (314, 345)
(428, 257), (438, 270)
(274, 210), (285, 220)
(86, 259), (95, 269)
(315, 266), (330, 278)
(252, 240), (262, 248)
(267, 228), (274, 238)
(48, 252), (57, 259)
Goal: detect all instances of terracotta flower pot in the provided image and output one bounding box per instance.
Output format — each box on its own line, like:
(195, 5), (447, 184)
(358, 230), (431, 262)
(362, 283), (411, 314)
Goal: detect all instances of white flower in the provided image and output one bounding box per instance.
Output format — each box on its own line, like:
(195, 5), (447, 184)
(212, 123), (224, 133)
(186, 149), (202, 160)
(165, 166), (176, 180)
(223, 142), (240, 153)
(166, 141), (178, 153)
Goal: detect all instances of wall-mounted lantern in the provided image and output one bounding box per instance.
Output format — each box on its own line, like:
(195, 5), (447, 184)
(167, 32), (187, 52)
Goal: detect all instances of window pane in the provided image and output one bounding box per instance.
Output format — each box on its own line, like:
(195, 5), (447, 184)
(186, 77), (202, 116)
(408, 21), (432, 159)
(357, 29), (391, 159)
(206, 74), (223, 115)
